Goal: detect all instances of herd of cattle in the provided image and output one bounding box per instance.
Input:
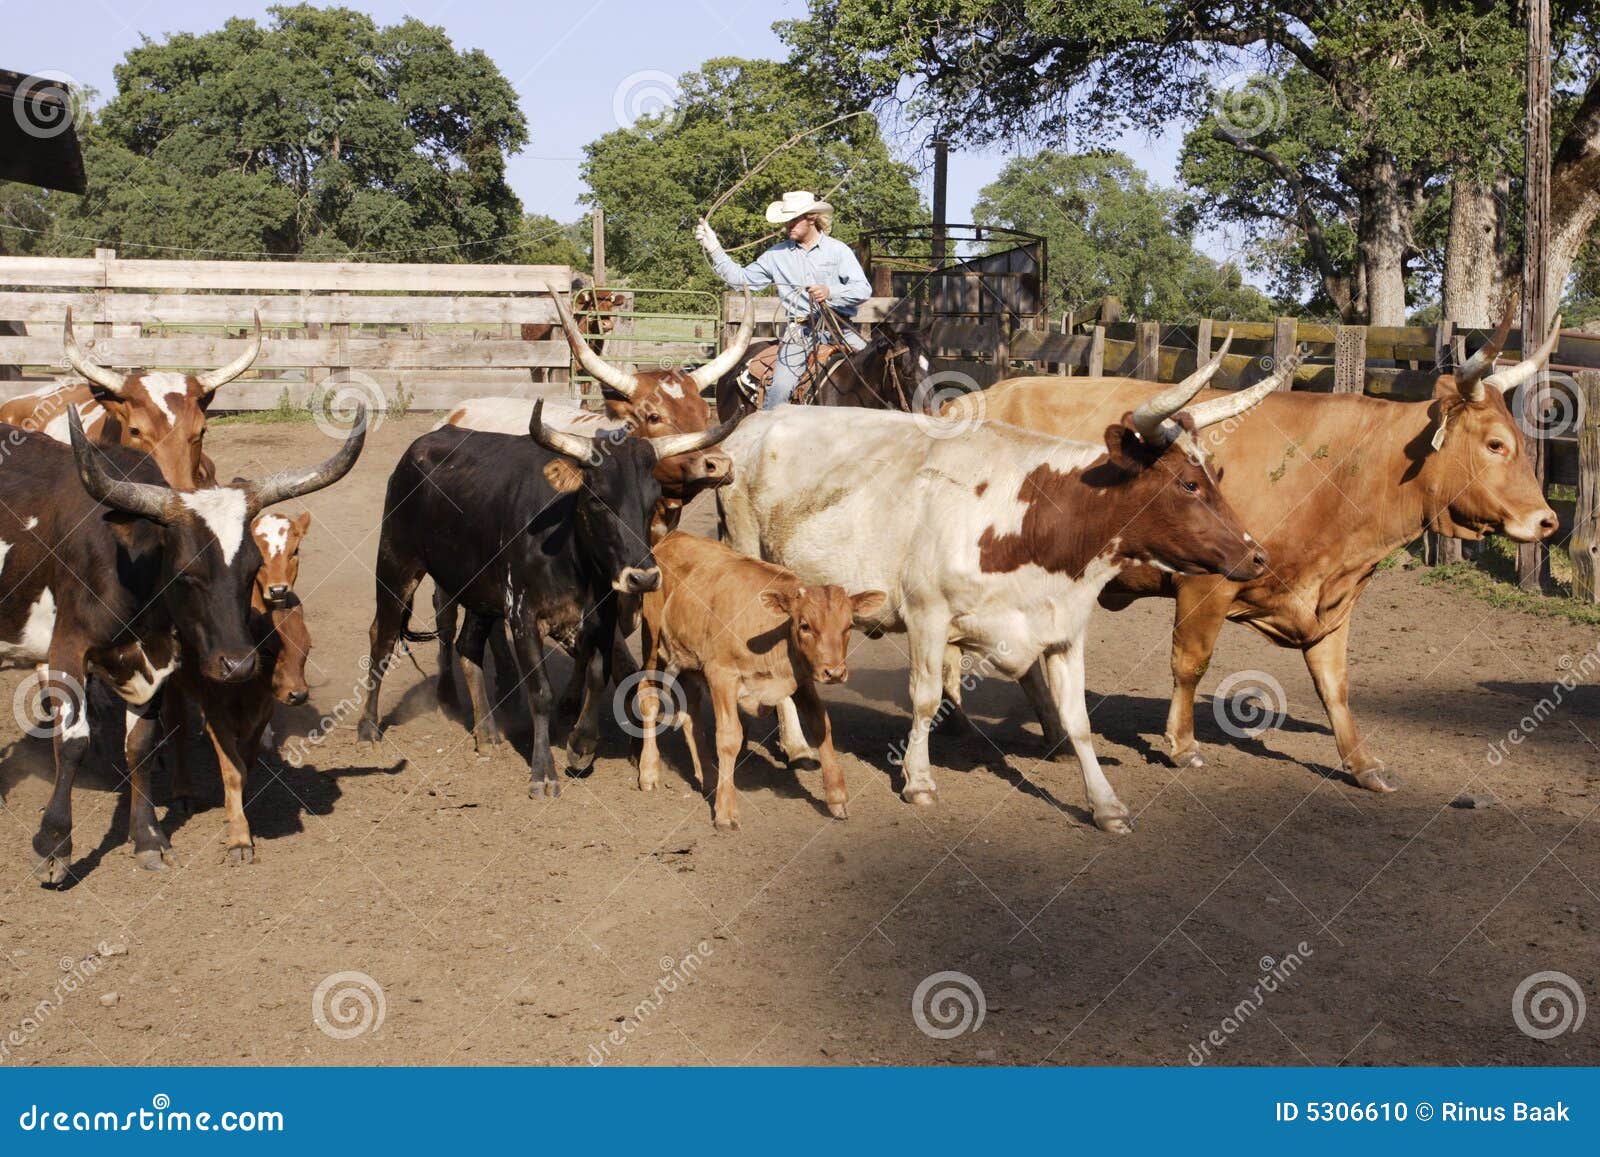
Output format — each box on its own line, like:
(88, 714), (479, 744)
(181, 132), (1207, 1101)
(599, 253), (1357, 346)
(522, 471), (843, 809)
(0, 290), (1561, 883)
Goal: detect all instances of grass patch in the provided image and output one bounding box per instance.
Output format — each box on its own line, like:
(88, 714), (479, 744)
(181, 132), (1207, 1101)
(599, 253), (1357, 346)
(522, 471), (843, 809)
(1420, 534), (1600, 624)
(212, 385), (414, 425)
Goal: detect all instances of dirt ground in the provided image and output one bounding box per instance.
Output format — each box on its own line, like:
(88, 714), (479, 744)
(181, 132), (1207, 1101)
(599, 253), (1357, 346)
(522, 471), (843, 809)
(1, 413), (1596, 1067)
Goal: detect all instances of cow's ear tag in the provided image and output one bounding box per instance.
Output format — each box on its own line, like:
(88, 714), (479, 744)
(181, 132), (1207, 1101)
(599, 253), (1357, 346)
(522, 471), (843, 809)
(543, 459), (583, 493)
(1430, 416), (1449, 452)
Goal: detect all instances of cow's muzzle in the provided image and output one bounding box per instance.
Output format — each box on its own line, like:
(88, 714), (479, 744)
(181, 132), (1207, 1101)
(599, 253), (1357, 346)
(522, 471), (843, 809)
(818, 666), (848, 685)
(215, 651), (258, 684)
(614, 567), (661, 594)
(265, 583), (292, 605)
(1223, 546), (1271, 582)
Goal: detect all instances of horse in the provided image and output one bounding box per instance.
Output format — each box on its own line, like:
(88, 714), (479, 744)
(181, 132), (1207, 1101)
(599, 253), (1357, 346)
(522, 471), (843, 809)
(714, 320), (934, 421)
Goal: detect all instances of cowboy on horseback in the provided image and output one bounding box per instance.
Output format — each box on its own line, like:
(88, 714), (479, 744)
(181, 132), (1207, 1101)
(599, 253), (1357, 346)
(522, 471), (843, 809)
(694, 191), (871, 409)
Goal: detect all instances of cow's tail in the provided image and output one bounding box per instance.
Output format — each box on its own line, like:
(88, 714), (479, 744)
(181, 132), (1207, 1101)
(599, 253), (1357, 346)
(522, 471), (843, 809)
(399, 597), (438, 644)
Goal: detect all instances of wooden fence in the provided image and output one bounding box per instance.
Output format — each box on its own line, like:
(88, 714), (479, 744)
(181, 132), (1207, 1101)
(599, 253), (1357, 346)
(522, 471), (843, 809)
(727, 294), (1594, 490)
(0, 251), (575, 409)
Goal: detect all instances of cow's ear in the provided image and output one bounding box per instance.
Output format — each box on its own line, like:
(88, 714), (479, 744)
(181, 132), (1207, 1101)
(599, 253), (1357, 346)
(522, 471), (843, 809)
(759, 589), (790, 615)
(292, 511), (313, 534)
(542, 459), (583, 493)
(850, 589), (887, 616)
(1104, 420), (1146, 471)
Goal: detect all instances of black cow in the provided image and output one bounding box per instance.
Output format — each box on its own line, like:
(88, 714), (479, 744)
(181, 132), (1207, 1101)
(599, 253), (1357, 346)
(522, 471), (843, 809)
(0, 407), (367, 884)
(357, 401), (737, 797)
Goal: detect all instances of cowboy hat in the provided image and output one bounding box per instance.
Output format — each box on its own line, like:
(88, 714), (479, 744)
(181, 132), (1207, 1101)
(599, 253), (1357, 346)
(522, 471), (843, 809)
(765, 190), (833, 224)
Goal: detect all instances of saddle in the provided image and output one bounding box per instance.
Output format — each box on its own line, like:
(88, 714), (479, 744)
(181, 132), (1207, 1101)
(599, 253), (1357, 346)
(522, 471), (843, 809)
(737, 340), (847, 407)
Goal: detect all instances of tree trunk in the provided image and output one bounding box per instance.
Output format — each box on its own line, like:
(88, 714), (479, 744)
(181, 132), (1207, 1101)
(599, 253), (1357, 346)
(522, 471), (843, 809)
(1361, 157), (1411, 325)
(1548, 77), (1600, 312)
(1444, 171), (1514, 326)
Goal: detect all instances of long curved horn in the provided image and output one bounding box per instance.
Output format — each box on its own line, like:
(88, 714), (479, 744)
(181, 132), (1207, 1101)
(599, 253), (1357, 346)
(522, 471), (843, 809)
(62, 308), (129, 396)
(66, 404), (172, 520)
(1186, 345), (1305, 430)
(1130, 330), (1235, 443)
(528, 398), (597, 461)
(1481, 315), (1562, 398)
(196, 311), (263, 394)
(687, 289), (755, 389)
(1455, 299), (1517, 393)
(249, 403), (367, 512)
(551, 285), (638, 398)
(647, 411), (744, 459)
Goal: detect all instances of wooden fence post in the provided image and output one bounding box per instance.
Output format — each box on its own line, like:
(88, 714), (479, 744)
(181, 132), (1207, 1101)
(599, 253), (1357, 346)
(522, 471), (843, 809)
(1087, 325), (1105, 377)
(1273, 315), (1296, 373)
(1135, 321), (1160, 381)
(1433, 316), (1464, 563)
(1572, 370), (1600, 602)
(1196, 317), (1213, 364)
(1333, 325), (1366, 394)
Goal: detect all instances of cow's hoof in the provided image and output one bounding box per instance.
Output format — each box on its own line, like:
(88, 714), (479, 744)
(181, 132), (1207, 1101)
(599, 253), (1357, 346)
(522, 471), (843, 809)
(528, 779), (561, 799)
(902, 788), (938, 807)
(472, 731), (501, 754)
(228, 845), (255, 864)
(33, 855), (69, 887)
(714, 817), (740, 832)
(638, 777), (658, 793)
(1173, 750), (1204, 769)
(1094, 812), (1133, 835)
(1353, 766), (1397, 793)
(828, 802), (848, 820)
(135, 848), (172, 871)
(357, 719), (381, 745)
(565, 746), (596, 774)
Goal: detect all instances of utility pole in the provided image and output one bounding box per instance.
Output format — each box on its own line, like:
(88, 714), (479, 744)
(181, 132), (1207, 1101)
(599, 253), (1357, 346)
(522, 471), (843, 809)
(930, 137), (948, 266)
(592, 206), (607, 287)
(1518, 0), (1552, 590)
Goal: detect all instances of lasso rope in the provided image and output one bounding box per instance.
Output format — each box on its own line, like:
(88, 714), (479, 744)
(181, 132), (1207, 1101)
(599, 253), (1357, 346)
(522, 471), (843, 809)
(703, 110), (868, 220)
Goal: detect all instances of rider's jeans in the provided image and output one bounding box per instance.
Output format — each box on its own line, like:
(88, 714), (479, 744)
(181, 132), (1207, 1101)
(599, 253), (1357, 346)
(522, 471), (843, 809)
(764, 320), (868, 409)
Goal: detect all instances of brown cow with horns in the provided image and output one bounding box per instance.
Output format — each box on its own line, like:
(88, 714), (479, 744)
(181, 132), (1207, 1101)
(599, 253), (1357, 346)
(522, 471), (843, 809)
(954, 314), (1562, 791)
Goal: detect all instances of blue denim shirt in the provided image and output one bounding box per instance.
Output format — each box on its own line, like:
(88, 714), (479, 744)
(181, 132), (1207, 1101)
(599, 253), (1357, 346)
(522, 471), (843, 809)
(708, 234), (872, 319)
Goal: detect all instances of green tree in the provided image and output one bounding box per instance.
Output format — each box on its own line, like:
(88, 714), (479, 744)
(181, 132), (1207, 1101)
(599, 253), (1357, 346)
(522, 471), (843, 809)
(781, 1), (1600, 325)
(973, 151), (1272, 320)
(581, 57), (922, 295)
(513, 213), (591, 270)
(46, 4), (528, 261)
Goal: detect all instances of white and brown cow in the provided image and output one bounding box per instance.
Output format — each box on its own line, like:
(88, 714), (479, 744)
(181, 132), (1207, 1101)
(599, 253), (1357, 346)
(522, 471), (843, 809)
(0, 309), (262, 489)
(718, 346), (1297, 832)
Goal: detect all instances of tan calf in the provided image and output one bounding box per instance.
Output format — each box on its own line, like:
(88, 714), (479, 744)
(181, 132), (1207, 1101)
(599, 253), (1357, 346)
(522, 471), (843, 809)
(636, 531), (885, 830)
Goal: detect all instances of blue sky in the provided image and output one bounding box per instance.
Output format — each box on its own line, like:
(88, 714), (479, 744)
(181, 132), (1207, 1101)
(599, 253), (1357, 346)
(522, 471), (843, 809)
(9, 0), (1210, 257)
